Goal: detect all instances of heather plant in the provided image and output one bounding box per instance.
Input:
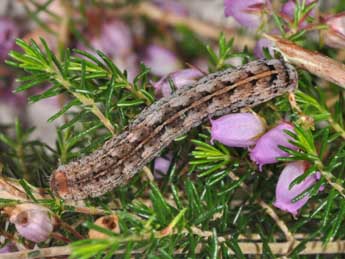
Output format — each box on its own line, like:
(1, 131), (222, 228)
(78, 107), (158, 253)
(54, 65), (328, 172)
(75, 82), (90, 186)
(1, 0), (345, 258)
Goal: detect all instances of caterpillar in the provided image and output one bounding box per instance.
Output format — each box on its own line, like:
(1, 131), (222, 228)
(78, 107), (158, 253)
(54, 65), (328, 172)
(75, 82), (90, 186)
(50, 59), (297, 200)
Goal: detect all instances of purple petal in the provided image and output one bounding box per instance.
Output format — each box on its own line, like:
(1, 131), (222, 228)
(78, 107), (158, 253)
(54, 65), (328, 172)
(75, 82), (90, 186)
(210, 113), (266, 148)
(153, 68), (203, 97)
(224, 0), (267, 29)
(143, 44), (181, 76)
(254, 38), (274, 58)
(274, 161), (320, 216)
(0, 18), (19, 60)
(154, 153), (173, 179)
(250, 122), (297, 170)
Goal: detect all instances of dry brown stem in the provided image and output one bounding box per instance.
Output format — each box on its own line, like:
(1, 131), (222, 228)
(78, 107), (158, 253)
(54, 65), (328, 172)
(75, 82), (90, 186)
(265, 34), (345, 88)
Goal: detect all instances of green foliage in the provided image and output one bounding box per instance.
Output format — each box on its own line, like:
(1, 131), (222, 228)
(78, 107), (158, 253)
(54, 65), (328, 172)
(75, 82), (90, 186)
(0, 119), (56, 183)
(206, 33), (250, 71)
(2, 2), (345, 257)
(7, 38), (154, 160)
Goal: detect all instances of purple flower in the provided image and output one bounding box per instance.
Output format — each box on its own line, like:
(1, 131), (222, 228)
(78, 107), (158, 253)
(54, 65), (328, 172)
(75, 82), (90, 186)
(224, 0), (269, 29)
(250, 122), (297, 170)
(211, 113), (266, 148)
(80, 19), (139, 82)
(322, 12), (345, 49)
(0, 18), (19, 60)
(274, 161), (320, 216)
(7, 204), (54, 243)
(153, 68), (203, 97)
(253, 38), (274, 58)
(154, 153), (173, 179)
(0, 243), (17, 253)
(153, 0), (189, 16)
(90, 19), (133, 58)
(281, 0), (297, 17)
(143, 44), (181, 77)
(281, 0), (317, 27)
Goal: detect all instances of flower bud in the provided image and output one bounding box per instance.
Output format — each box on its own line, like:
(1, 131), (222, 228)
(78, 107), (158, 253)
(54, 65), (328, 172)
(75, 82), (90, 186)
(153, 68), (203, 97)
(143, 44), (181, 76)
(224, 0), (269, 29)
(274, 161), (320, 216)
(5, 204), (54, 243)
(322, 12), (345, 49)
(0, 18), (19, 60)
(250, 122), (297, 170)
(88, 215), (120, 239)
(211, 113), (266, 148)
(154, 153), (173, 179)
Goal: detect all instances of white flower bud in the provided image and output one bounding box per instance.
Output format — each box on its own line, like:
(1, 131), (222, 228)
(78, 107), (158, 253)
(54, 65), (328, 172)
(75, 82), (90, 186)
(6, 204), (54, 243)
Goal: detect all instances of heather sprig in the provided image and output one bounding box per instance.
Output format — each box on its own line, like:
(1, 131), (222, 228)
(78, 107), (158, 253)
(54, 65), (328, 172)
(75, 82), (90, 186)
(6, 38), (153, 159)
(1, 0), (345, 257)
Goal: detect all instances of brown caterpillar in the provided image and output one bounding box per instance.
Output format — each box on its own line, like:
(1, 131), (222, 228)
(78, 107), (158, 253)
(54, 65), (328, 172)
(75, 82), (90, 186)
(50, 59), (298, 200)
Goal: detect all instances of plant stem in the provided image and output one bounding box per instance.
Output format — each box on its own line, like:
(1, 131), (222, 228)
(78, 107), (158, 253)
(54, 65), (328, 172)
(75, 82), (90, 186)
(124, 83), (152, 105)
(16, 143), (29, 181)
(3, 236), (345, 258)
(55, 75), (115, 135)
(328, 117), (345, 140)
(315, 160), (345, 198)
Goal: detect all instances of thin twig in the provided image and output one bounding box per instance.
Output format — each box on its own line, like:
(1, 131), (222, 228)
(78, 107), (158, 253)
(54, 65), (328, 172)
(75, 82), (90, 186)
(190, 226), (308, 241)
(56, 217), (84, 240)
(2, 239), (345, 258)
(55, 75), (115, 135)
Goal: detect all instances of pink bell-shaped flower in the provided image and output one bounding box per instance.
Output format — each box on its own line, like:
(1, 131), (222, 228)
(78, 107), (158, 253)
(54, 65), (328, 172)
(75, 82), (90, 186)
(250, 122), (297, 170)
(274, 161), (320, 216)
(224, 0), (269, 29)
(211, 113), (266, 148)
(143, 44), (181, 77)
